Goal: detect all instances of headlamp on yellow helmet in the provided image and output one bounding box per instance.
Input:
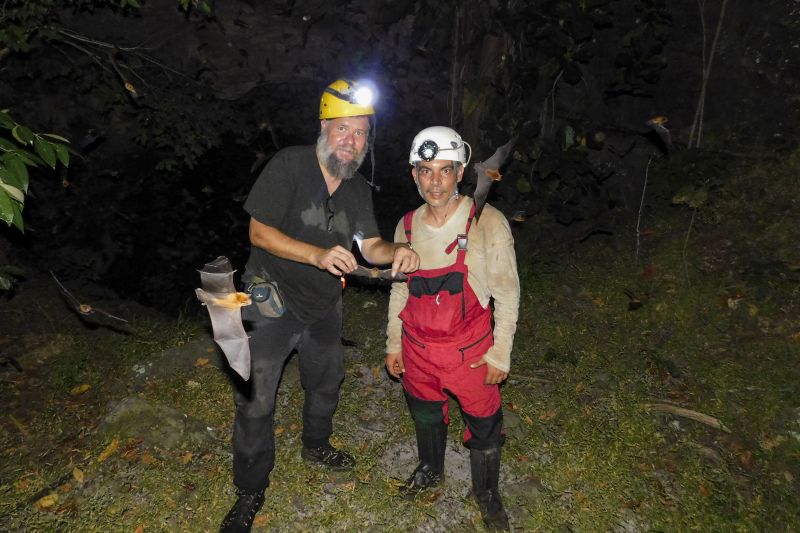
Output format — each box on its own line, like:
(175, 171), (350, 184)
(319, 79), (376, 119)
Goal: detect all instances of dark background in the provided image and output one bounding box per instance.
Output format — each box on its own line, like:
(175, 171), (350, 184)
(1, 0), (797, 312)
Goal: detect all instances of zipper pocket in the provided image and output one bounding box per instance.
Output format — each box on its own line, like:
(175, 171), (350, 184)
(402, 328), (426, 348)
(458, 329), (492, 361)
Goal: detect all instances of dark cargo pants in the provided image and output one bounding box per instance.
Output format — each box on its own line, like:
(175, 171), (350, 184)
(231, 299), (344, 491)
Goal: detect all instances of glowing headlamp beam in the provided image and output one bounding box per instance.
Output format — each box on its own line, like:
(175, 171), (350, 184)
(352, 86), (373, 106)
(325, 81), (376, 107)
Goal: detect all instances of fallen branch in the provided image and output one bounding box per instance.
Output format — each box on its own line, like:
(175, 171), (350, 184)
(646, 402), (731, 433)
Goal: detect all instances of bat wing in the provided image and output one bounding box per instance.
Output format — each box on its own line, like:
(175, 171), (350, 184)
(92, 306), (131, 324)
(196, 257), (251, 380)
(50, 270), (82, 311)
(471, 136), (517, 221)
(349, 265), (408, 282)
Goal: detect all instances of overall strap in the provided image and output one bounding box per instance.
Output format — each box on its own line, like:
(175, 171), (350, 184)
(403, 209), (416, 245)
(445, 202), (477, 255)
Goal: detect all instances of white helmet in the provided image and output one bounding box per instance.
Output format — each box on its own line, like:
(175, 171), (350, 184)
(409, 126), (471, 167)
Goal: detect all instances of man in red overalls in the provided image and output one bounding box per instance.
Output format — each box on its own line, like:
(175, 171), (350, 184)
(385, 127), (520, 531)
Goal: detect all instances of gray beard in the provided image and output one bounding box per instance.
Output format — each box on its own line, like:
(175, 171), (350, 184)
(316, 132), (367, 181)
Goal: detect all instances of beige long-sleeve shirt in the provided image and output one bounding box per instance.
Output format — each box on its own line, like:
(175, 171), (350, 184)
(386, 197), (520, 372)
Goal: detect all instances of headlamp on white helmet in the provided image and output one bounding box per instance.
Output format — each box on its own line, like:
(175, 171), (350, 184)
(409, 126), (471, 167)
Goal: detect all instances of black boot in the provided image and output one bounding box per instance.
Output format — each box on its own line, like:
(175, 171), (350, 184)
(399, 463), (440, 498)
(220, 488), (265, 533)
(470, 448), (509, 532)
(301, 442), (356, 470)
(401, 391), (448, 498)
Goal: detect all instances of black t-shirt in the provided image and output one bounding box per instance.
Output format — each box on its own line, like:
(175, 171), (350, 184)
(244, 145), (380, 323)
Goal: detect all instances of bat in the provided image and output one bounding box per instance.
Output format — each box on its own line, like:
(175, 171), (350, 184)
(347, 265), (408, 282)
(472, 136), (517, 222)
(195, 256), (251, 381)
(645, 116), (672, 152)
(207, 292), (252, 309)
(50, 271), (130, 326)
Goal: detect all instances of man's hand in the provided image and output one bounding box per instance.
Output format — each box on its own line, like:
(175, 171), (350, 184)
(391, 243), (419, 278)
(312, 245), (357, 276)
(359, 238), (419, 276)
(470, 357), (508, 385)
(385, 352), (404, 379)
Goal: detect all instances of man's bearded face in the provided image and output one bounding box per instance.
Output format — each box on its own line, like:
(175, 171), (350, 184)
(316, 116), (369, 180)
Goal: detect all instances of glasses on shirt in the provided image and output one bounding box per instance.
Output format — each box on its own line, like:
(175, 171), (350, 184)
(326, 196), (335, 232)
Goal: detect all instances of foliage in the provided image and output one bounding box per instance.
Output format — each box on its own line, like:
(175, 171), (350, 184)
(0, 109), (71, 232)
(0, 264), (25, 290)
(0, 109), (71, 289)
(177, 0), (213, 15)
(671, 184), (708, 209)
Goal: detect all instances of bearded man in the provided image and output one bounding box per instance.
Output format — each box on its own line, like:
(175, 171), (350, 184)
(220, 79), (418, 533)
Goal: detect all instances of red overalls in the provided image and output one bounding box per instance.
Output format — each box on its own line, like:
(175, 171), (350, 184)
(399, 204), (503, 449)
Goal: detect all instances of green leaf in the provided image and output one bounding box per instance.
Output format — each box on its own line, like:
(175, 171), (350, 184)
(0, 183), (24, 203)
(0, 264), (25, 289)
(5, 149), (44, 167)
(9, 195), (24, 231)
(53, 143), (70, 167)
(0, 265), (25, 277)
(516, 177), (532, 193)
(34, 136), (57, 168)
(12, 125), (34, 145)
(0, 138), (19, 152)
(40, 133), (70, 144)
(0, 187), (15, 226)
(0, 166), (19, 189)
(3, 156), (29, 191)
(0, 112), (15, 130)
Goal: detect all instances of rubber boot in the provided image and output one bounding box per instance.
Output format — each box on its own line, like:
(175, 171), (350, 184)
(399, 421), (447, 498)
(470, 447), (509, 531)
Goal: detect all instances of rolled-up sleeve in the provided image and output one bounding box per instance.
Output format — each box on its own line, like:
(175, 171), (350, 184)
(482, 214), (520, 373)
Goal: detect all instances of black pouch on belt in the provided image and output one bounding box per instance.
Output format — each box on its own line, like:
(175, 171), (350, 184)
(246, 277), (286, 318)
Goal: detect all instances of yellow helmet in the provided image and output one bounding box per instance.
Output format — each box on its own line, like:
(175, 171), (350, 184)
(319, 79), (376, 119)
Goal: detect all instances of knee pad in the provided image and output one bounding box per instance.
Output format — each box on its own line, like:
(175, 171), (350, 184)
(404, 389), (446, 426)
